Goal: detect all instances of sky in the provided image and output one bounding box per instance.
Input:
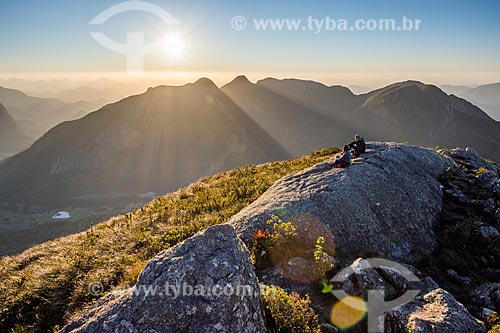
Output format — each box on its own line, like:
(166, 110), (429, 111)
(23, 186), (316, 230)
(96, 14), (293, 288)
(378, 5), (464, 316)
(0, 0), (499, 87)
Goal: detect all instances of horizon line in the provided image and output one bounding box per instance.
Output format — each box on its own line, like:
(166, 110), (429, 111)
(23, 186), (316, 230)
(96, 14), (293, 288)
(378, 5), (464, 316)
(1, 71), (500, 88)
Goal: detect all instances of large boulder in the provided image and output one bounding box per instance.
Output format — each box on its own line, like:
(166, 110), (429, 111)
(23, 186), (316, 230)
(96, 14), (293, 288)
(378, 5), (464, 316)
(229, 142), (451, 264)
(386, 288), (485, 333)
(60, 225), (267, 333)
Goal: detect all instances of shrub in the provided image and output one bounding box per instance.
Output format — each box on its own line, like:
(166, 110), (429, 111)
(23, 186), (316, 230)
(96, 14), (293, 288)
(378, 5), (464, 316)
(262, 285), (320, 333)
(267, 214), (297, 246)
(490, 325), (500, 333)
(487, 312), (500, 333)
(252, 229), (272, 269)
(252, 215), (297, 269)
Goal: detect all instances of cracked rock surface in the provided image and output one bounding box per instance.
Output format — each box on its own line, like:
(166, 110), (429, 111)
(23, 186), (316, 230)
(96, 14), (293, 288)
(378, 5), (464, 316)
(229, 142), (451, 264)
(60, 225), (267, 333)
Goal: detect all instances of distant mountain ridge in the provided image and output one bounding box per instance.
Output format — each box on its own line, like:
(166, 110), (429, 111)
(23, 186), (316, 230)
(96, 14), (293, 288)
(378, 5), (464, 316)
(460, 83), (500, 120)
(221, 76), (356, 156)
(0, 77), (500, 208)
(441, 82), (500, 120)
(0, 86), (100, 139)
(0, 78), (289, 205)
(0, 103), (33, 159)
(225, 77), (500, 161)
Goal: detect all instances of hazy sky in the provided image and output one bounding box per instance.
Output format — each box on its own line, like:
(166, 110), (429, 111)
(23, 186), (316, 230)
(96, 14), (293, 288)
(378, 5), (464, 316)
(1, 0), (499, 86)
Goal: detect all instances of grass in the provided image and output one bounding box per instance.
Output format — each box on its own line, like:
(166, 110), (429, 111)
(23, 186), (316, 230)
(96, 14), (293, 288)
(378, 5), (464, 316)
(0, 147), (340, 333)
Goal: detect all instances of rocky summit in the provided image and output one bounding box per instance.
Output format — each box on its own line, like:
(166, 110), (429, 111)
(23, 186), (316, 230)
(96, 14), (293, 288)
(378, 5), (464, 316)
(229, 142), (451, 264)
(56, 141), (500, 333)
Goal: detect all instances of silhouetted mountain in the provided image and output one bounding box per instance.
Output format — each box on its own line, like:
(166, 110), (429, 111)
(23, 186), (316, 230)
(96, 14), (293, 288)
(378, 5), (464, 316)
(55, 86), (110, 103)
(222, 76), (356, 155)
(439, 84), (472, 96)
(356, 81), (500, 159)
(256, 77), (357, 116)
(0, 78), (290, 205)
(2, 77), (500, 208)
(462, 83), (500, 105)
(0, 86), (99, 138)
(0, 103), (33, 159)
(225, 78), (500, 162)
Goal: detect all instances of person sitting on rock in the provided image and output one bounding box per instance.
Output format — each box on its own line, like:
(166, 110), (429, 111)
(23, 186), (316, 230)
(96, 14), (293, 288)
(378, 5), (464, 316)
(332, 145), (351, 168)
(348, 134), (366, 157)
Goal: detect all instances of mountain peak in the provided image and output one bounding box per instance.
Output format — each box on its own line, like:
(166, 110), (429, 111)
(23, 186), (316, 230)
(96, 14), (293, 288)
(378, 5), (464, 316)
(392, 80), (425, 88)
(227, 75), (253, 86)
(145, 78), (219, 94)
(193, 77), (218, 88)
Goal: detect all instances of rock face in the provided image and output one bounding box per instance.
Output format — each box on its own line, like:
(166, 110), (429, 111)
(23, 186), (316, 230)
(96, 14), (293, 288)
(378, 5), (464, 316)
(229, 142), (451, 264)
(469, 283), (500, 320)
(440, 147), (500, 175)
(60, 225), (267, 333)
(386, 289), (485, 333)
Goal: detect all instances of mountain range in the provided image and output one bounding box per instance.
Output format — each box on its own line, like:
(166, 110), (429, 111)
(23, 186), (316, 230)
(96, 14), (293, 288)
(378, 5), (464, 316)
(0, 78), (288, 205)
(0, 103), (33, 159)
(0, 77), (500, 209)
(440, 83), (500, 120)
(225, 77), (500, 159)
(0, 86), (101, 157)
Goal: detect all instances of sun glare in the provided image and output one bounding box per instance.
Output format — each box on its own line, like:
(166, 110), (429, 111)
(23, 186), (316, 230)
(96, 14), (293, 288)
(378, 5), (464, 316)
(164, 35), (185, 59)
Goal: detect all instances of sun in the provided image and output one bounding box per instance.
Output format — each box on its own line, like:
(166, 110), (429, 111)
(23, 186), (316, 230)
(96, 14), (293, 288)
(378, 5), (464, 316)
(163, 35), (185, 59)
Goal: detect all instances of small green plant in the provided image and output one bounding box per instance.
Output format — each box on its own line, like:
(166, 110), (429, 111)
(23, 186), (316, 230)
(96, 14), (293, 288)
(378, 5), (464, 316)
(314, 236), (333, 278)
(262, 285), (320, 333)
(252, 215), (297, 269)
(267, 214), (297, 245)
(252, 229), (272, 269)
(313, 236), (334, 292)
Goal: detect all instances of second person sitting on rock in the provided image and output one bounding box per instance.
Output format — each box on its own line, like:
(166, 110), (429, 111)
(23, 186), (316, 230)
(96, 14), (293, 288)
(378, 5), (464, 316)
(348, 134), (366, 157)
(332, 145), (351, 168)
